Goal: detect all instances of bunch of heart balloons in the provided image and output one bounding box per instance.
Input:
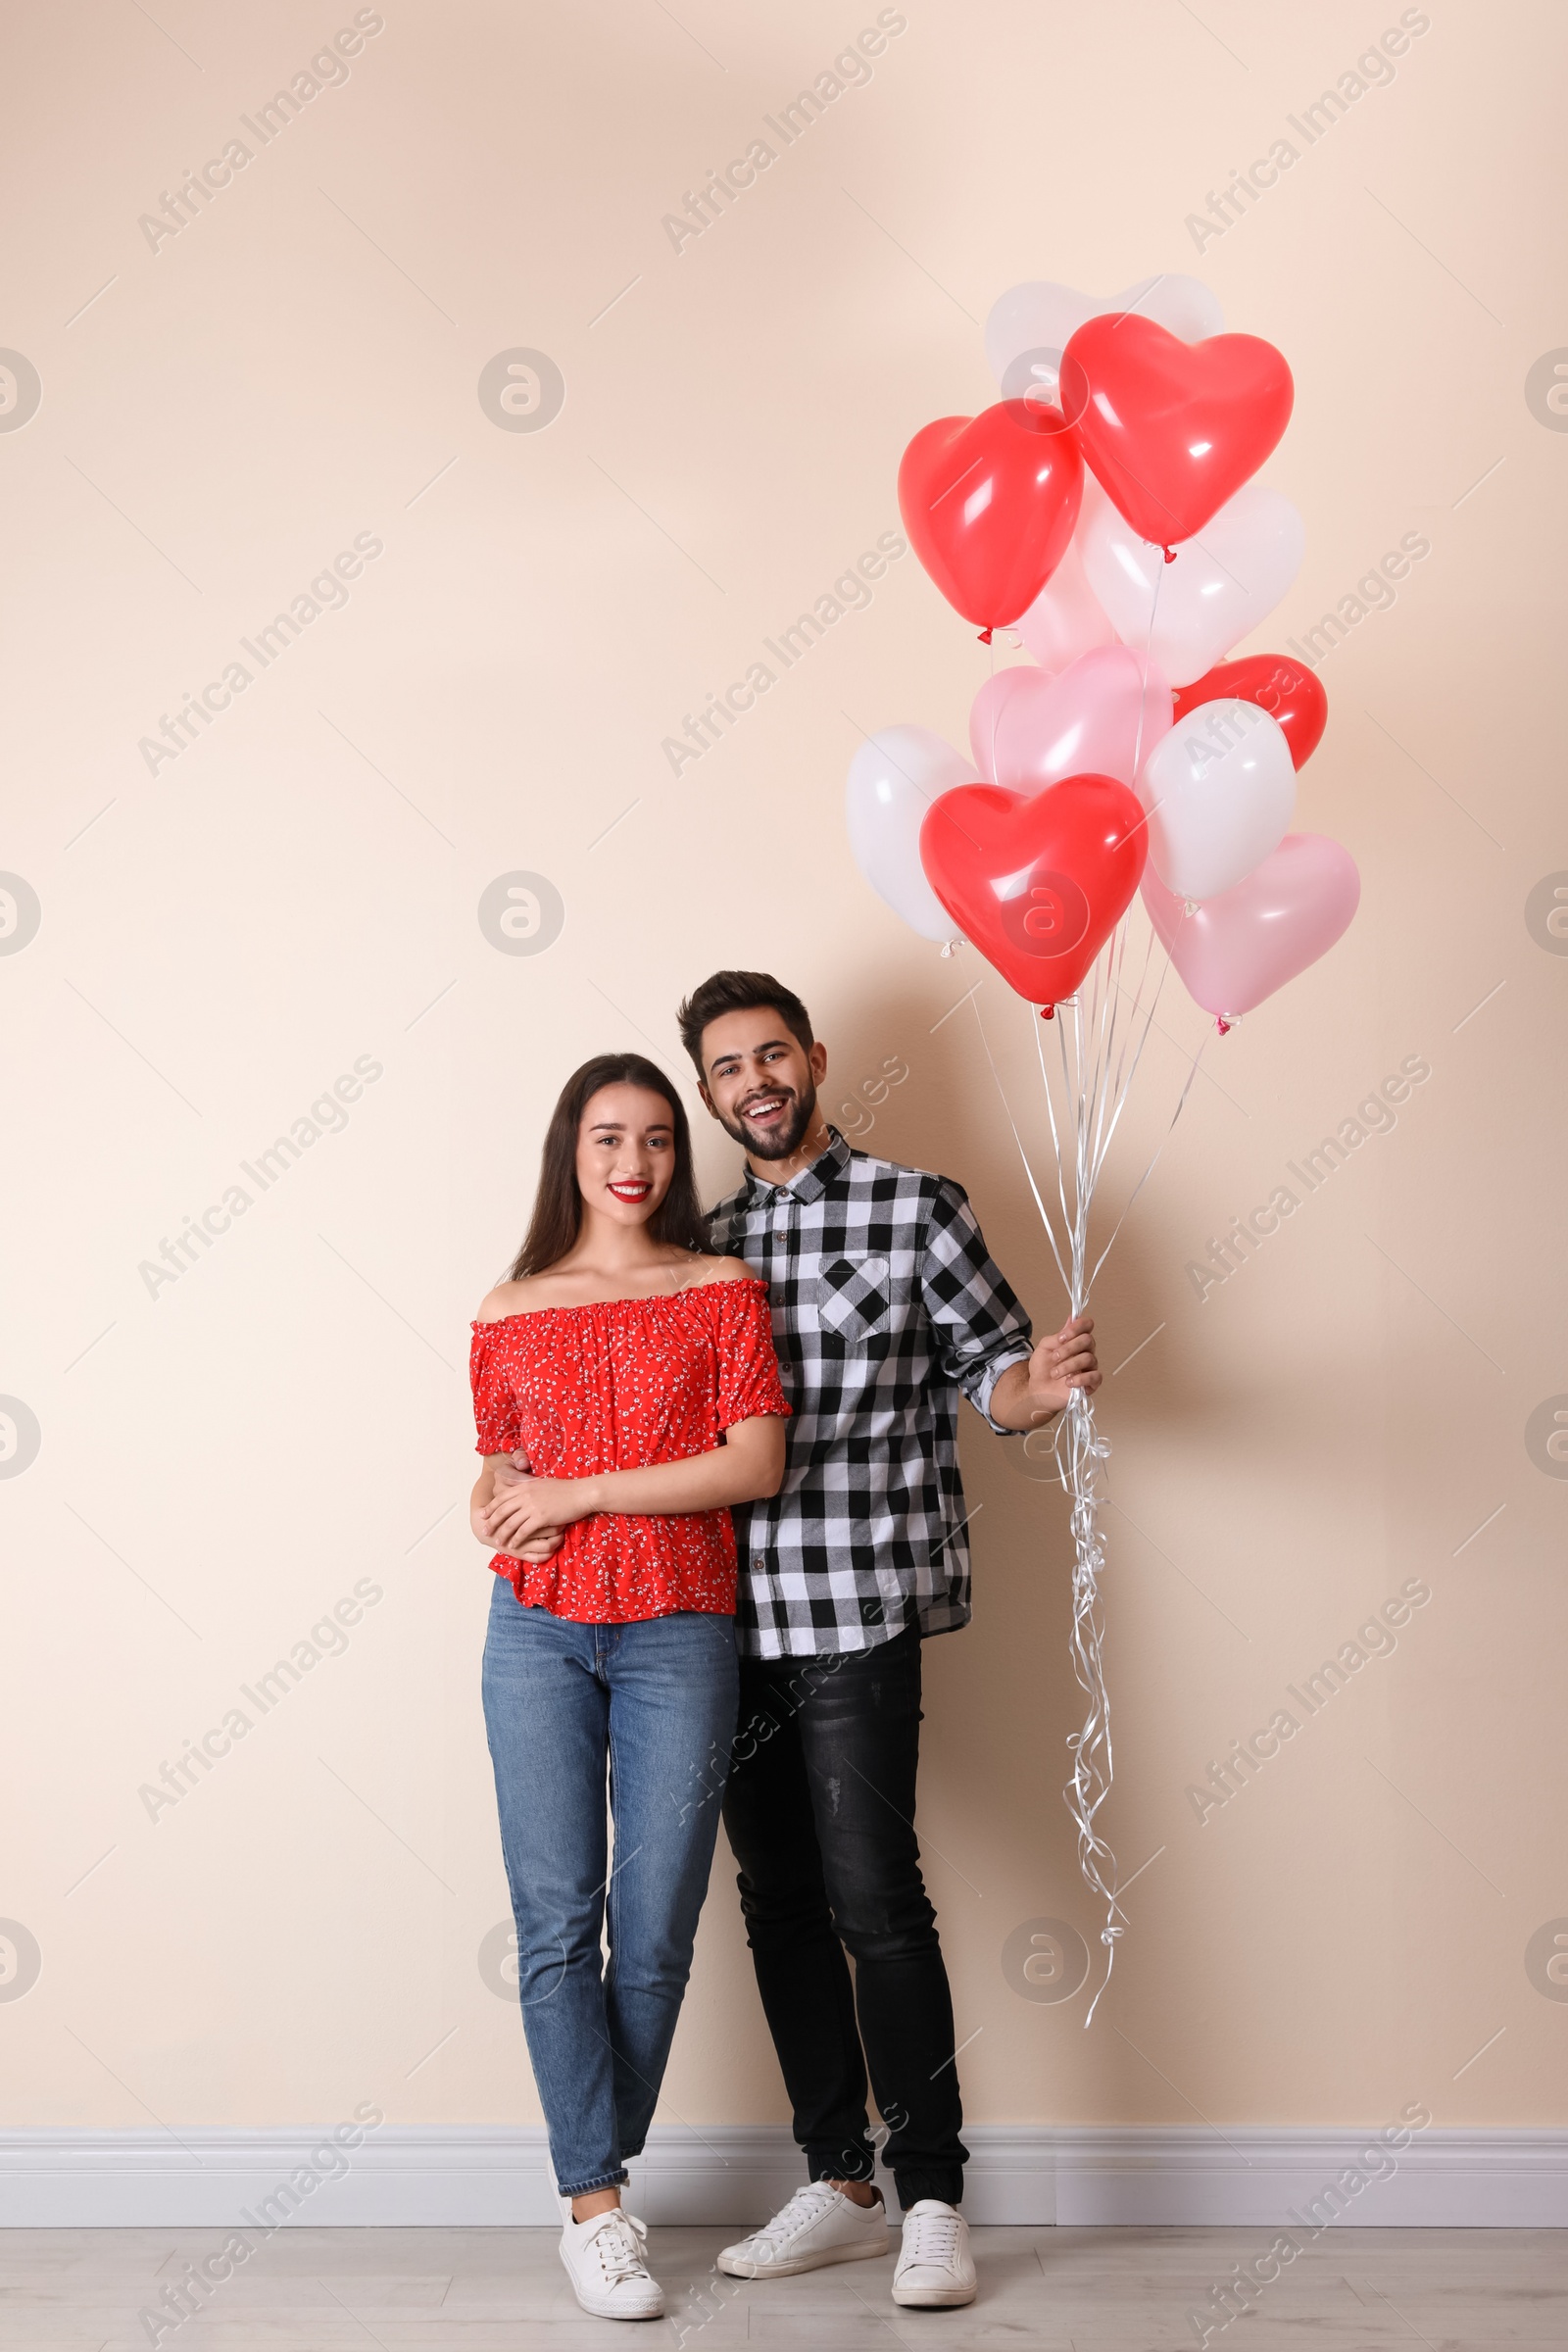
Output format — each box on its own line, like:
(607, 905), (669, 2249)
(847, 272), (1359, 1027)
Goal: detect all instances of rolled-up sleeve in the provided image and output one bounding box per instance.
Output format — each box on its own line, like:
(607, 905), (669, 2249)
(918, 1180), (1034, 1435)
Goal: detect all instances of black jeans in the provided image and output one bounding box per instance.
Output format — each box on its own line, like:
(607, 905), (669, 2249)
(720, 1625), (967, 2209)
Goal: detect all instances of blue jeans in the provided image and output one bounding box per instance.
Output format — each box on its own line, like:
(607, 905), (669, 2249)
(481, 1580), (739, 2199)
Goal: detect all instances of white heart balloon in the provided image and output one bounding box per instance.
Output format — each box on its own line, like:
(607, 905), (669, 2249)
(1010, 477), (1118, 671)
(1137, 700), (1297, 901)
(1080, 483), (1305, 688)
(846, 725), (974, 942)
(986, 273), (1224, 401)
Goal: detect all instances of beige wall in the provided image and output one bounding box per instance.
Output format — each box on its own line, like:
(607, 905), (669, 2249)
(2, 0), (1564, 2139)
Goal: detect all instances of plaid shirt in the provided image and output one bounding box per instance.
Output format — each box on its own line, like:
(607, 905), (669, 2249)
(707, 1130), (1033, 1658)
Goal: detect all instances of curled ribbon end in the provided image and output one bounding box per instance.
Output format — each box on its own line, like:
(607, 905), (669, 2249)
(977, 626), (994, 645)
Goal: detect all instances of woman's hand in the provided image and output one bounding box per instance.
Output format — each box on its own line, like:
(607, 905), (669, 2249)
(472, 1450), (565, 1562)
(501, 1531), (564, 1562)
(483, 1474), (593, 1552)
(470, 1416), (787, 1558)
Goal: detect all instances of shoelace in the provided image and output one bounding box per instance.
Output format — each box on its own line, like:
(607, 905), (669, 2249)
(584, 2209), (652, 2283)
(748, 2181), (846, 2253)
(903, 2210), (961, 2267)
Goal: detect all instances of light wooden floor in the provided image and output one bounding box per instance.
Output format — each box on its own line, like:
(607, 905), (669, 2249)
(0, 2224), (1561, 2349)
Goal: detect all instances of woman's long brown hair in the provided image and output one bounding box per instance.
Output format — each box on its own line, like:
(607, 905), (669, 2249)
(509, 1053), (712, 1279)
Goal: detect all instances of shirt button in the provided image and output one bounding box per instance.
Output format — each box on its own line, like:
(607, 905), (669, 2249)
(752, 1555), (765, 1571)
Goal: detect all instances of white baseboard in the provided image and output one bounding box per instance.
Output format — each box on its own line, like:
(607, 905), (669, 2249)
(3, 2125), (1565, 2230)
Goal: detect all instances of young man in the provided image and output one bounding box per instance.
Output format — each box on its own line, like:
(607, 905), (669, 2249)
(677, 969), (1100, 2311)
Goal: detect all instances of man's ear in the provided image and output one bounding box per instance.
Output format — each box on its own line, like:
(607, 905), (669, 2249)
(808, 1041), (828, 1084)
(697, 1081), (720, 1124)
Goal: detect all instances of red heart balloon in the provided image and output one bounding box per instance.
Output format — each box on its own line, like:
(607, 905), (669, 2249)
(898, 399), (1083, 635)
(1173, 655), (1327, 770)
(1060, 316), (1293, 547)
(919, 774), (1147, 1009)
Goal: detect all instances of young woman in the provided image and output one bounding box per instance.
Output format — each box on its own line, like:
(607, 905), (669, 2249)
(470, 1052), (788, 2322)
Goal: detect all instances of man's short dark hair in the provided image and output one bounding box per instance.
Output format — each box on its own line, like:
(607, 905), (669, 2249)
(677, 969), (814, 1079)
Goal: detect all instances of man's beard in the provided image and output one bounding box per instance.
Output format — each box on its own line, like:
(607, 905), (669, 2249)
(716, 1077), (819, 1162)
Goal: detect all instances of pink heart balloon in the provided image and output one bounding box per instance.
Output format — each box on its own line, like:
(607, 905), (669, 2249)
(969, 646), (1172, 794)
(1144, 833), (1360, 1018)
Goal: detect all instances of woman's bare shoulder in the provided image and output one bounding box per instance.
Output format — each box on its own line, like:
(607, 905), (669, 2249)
(475, 1278), (547, 1323)
(684, 1254), (760, 1290)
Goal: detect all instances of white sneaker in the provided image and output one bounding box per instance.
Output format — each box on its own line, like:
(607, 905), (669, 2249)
(558, 2204), (664, 2320)
(892, 2200), (976, 2307)
(717, 2180), (890, 2278)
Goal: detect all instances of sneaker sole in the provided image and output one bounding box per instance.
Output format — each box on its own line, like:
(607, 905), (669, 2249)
(717, 2235), (891, 2279)
(559, 2240), (664, 2319)
(892, 2279), (977, 2308)
(566, 2290), (666, 2319)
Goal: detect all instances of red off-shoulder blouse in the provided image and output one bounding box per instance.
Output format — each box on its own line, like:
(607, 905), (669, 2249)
(469, 1275), (789, 1625)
